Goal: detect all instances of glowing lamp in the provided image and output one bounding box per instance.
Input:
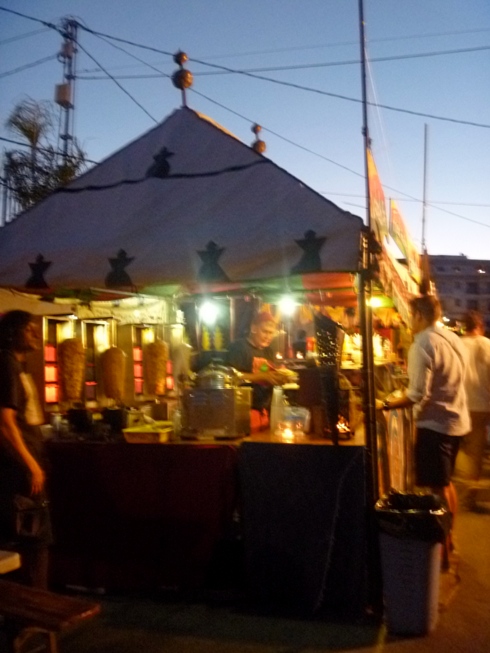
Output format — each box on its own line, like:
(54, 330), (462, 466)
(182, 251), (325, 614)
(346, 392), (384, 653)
(199, 301), (219, 325)
(278, 296), (297, 316)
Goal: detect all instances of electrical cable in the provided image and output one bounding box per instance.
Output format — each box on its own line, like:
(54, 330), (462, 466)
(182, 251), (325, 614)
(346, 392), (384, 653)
(0, 136), (99, 166)
(319, 192), (490, 208)
(0, 6), (60, 32)
(199, 26), (490, 60)
(190, 87), (365, 179)
(1, 6), (488, 130)
(75, 43), (490, 78)
(0, 54), (57, 79)
(1, 5), (488, 230)
(74, 38), (158, 124)
(191, 44), (490, 75)
(0, 27), (49, 46)
(90, 31), (171, 78)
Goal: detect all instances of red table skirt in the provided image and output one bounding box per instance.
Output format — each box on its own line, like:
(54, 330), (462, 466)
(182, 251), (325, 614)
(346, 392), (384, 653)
(46, 441), (239, 592)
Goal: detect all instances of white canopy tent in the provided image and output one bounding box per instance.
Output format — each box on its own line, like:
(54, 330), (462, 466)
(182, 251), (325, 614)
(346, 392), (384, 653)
(0, 288), (73, 316)
(0, 108), (363, 295)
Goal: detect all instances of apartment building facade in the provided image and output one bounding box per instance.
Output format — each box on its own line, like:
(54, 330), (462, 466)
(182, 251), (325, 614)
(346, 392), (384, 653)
(429, 255), (490, 335)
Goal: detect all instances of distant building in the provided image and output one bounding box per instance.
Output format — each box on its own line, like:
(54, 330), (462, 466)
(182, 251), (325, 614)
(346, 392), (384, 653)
(429, 254), (490, 335)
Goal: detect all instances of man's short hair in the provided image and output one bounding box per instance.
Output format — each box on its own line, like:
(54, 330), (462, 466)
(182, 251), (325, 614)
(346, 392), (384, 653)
(463, 310), (484, 333)
(409, 295), (441, 323)
(251, 311), (276, 326)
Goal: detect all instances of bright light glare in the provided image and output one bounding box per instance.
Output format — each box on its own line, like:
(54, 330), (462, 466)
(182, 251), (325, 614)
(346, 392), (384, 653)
(278, 296), (297, 316)
(368, 296), (382, 308)
(199, 301), (219, 325)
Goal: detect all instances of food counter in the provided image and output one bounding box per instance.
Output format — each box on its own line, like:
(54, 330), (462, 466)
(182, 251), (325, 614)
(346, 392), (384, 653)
(46, 432), (368, 615)
(47, 440), (239, 592)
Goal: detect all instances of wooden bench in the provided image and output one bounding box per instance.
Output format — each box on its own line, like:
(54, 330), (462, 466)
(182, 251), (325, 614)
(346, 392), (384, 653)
(0, 578), (101, 653)
(0, 551), (21, 575)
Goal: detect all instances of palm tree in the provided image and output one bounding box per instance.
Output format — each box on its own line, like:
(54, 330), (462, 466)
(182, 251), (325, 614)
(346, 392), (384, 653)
(4, 97), (87, 212)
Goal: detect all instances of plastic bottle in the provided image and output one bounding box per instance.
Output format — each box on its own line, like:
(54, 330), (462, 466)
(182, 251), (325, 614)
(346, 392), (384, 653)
(269, 386), (284, 435)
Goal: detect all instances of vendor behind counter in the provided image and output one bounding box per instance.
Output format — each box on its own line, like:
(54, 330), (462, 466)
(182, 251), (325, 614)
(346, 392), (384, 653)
(226, 311), (292, 431)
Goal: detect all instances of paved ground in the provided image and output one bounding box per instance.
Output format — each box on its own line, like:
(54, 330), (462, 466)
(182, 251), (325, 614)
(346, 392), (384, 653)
(57, 474), (490, 653)
(2, 461), (489, 653)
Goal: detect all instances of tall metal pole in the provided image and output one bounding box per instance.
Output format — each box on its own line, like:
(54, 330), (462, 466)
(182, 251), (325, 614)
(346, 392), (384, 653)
(358, 0), (378, 497)
(421, 123), (429, 252)
(358, 0), (382, 615)
(57, 19), (78, 164)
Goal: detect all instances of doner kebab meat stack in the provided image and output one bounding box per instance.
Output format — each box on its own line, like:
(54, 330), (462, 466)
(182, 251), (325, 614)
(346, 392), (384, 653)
(145, 339), (169, 396)
(58, 338), (85, 404)
(101, 346), (127, 404)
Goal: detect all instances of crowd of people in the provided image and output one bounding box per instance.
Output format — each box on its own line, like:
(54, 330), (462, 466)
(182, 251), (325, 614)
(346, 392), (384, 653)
(378, 296), (490, 569)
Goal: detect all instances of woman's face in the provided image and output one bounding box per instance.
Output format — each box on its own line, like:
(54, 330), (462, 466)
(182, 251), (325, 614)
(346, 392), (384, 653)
(20, 320), (42, 352)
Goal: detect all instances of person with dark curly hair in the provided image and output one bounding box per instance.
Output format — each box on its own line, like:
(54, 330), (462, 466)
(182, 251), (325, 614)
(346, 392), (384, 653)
(0, 310), (52, 588)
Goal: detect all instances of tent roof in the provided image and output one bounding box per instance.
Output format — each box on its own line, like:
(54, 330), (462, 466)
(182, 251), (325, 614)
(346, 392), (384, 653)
(0, 108), (363, 294)
(0, 288), (73, 316)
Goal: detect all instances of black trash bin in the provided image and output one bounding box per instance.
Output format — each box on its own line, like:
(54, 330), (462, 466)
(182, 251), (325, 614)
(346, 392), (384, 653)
(375, 492), (451, 636)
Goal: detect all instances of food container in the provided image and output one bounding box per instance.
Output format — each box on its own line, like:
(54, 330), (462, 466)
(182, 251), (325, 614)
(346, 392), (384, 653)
(195, 362), (241, 389)
(122, 421), (173, 443)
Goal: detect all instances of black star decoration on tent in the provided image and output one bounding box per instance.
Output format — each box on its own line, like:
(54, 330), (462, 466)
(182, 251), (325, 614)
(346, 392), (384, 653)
(26, 254), (51, 288)
(105, 249), (134, 288)
(145, 146), (174, 179)
(290, 230), (326, 274)
(197, 241), (229, 282)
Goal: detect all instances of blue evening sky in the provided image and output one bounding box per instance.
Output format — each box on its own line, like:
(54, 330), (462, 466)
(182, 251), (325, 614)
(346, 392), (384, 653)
(1, 0), (489, 259)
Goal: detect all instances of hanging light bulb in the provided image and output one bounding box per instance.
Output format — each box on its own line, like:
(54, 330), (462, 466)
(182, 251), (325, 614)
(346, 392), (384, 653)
(199, 301), (219, 325)
(278, 296), (297, 316)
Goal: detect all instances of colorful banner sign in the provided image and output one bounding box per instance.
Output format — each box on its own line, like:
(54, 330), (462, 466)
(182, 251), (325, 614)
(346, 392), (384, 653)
(367, 149), (388, 242)
(389, 200), (421, 283)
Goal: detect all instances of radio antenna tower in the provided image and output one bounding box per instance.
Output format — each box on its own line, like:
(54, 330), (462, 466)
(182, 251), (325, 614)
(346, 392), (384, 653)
(55, 18), (78, 164)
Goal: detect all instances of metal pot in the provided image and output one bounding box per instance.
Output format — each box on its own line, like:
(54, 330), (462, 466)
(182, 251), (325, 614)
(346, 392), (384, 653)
(195, 362), (239, 389)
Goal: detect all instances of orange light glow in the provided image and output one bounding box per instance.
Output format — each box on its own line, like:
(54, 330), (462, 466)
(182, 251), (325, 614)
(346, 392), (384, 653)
(282, 427), (294, 442)
(45, 385), (58, 403)
(337, 416), (351, 433)
(134, 379), (144, 394)
(45, 344), (57, 363)
(44, 365), (58, 383)
(133, 346), (143, 362)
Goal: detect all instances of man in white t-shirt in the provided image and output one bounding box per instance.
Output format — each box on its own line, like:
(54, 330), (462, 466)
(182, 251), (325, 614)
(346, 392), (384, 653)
(455, 310), (490, 508)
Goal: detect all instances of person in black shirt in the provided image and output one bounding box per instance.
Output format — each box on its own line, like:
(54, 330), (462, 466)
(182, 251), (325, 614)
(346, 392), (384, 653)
(0, 310), (52, 588)
(227, 311), (290, 430)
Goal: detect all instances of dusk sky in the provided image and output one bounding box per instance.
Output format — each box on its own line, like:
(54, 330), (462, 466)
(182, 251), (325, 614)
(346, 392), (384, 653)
(1, 1), (489, 260)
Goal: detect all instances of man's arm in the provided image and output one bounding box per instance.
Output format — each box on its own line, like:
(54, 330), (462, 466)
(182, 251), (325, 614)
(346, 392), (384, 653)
(378, 341), (430, 411)
(239, 369), (292, 386)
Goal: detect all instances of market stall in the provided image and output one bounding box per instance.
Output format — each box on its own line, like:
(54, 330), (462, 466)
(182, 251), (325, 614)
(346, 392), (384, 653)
(0, 106), (409, 612)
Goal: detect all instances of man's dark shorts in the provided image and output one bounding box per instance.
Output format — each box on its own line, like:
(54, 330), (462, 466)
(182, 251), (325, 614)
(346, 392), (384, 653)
(415, 428), (462, 487)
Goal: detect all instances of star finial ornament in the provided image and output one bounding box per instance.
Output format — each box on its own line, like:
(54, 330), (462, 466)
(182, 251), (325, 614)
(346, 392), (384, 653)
(26, 254), (51, 288)
(105, 249), (134, 288)
(291, 230), (326, 274)
(197, 241), (229, 282)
